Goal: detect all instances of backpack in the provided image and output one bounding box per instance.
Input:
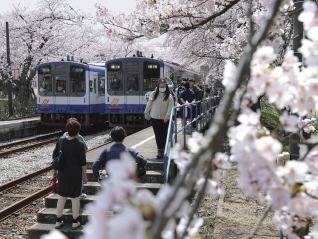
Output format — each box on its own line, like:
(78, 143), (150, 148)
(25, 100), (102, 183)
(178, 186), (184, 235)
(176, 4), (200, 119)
(98, 147), (146, 180)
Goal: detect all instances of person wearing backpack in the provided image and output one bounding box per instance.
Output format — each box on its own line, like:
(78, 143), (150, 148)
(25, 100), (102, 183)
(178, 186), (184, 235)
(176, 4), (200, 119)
(189, 79), (203, 130)
(92, 126), (148, 180)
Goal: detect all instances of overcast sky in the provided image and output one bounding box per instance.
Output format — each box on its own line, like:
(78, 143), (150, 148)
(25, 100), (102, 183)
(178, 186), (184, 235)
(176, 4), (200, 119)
(0, 0), (136, 14)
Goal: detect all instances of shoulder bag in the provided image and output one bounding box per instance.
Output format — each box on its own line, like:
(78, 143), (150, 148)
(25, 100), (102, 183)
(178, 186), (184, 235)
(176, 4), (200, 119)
(51, 138), (64, 171)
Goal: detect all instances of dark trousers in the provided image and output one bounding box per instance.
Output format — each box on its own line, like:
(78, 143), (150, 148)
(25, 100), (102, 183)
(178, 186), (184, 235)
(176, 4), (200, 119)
(191, 103), (201, 129)
(152, 118), (169, 150)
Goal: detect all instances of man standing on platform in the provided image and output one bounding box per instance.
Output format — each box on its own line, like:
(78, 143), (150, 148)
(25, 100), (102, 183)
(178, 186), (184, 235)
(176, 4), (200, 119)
(189, 79), (203, 129)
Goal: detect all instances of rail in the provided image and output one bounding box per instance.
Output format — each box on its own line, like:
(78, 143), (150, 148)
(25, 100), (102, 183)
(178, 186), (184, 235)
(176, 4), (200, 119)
(0, 140), (113, 222)
(163, 96), (221, 184)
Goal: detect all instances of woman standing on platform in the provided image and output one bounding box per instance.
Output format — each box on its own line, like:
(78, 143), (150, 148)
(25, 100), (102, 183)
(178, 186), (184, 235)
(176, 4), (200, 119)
(52, 120), (87, 230)
(144, 78), (174, 158)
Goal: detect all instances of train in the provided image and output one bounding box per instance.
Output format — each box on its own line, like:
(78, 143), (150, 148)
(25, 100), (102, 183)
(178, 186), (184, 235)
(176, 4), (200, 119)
(36, 54), (200, 130)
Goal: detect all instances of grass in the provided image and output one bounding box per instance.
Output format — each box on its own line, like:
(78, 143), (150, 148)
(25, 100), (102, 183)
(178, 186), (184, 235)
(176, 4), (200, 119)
(259, 99), (283, 133)
(203, 218), (216, 227)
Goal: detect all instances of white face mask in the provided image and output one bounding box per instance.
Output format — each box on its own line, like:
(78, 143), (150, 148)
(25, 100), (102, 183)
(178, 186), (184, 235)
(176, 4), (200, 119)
(159, 88), (166, 93)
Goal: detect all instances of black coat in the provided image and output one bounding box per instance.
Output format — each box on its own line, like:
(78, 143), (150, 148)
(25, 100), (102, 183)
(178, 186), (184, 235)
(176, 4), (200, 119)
(52, 137), (86, 198)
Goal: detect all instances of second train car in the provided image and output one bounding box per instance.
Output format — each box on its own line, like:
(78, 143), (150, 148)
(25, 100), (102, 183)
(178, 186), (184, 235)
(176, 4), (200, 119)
(104, 56), (200, 129)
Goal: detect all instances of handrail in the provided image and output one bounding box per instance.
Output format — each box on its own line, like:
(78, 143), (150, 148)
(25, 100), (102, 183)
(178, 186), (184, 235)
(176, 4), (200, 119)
(163, 96), (221, 183)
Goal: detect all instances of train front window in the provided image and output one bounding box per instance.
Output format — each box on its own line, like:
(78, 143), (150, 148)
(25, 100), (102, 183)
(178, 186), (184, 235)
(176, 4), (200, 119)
(38, 66), (52, 96)
(143, 62), (160, 91)
(107, 62), (123, 93)
(126, 73), (139, 92)
(107, 72), (123, 91)
(70, 66), (85, 96)
(55, 75), (66, 94)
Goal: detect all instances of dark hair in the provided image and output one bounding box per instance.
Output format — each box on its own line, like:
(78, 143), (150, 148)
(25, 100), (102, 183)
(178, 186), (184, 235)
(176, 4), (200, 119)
(153, 84), (170, 101)
(184, 82), (190, 89)
(67, 117), (78, 123)
(66, 120), (81, 137)
(110, 126), (127, 141)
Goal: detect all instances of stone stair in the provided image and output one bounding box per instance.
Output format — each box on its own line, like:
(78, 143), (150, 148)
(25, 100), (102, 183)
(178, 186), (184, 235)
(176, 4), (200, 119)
(27, 159), (164, 239)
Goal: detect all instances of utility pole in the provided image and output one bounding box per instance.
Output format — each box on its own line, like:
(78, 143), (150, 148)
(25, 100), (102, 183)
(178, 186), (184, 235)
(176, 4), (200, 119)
(6, 22), (13, 116)
(292, 0), (303, 62)
(289, 0), (303, 161)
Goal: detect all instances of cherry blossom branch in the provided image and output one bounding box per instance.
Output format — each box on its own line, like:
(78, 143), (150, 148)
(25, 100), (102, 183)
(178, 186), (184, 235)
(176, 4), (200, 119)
(305, 191), (318, 200)
(244, 205), (272, 239)
(151, 0), (283, 237)
(171, 0), (241, 32)
(178, 161), (213, 239)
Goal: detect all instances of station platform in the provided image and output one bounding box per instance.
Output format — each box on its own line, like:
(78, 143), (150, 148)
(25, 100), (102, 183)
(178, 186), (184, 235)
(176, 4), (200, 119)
(0, 117), (41, 141)
(0, 116), (40, 129)
(87, 126), (158, 161)
(87, 120), (190, 163)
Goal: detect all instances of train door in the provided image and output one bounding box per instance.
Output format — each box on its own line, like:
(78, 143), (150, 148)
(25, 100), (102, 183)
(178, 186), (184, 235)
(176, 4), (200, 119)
(88, 71), (98, 113)
(124, 71), (141, 113)
(53, 74), (68, 113)
(97, 74), (105, 112)
(69, 65), (86, 114)
(142, 61), (162, 110)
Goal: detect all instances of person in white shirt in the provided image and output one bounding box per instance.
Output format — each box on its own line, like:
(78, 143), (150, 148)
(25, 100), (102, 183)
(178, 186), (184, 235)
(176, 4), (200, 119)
(144, 78), (174, 158)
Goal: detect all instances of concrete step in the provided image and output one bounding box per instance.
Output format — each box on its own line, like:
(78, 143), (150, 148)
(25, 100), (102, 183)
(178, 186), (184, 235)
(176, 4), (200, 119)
(30, 180), (162, 238)
(45, 194), (95, 209)
(83, 181), (162, 195)
(36, 208), (111, 224)
(86, 158), (164, 171)
(136, 182), (162, 193)
(86, 169), (164, 184)
(46, 182), (162, 209)
(27, 222), (84, 239)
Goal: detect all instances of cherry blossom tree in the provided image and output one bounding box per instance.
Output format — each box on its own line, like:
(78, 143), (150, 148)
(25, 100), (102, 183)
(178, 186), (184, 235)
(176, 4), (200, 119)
(0, 0), (144, 116)
(0, 0), (92, 113)
(41, 0), (318, 238)
(94, 0), (294, 91)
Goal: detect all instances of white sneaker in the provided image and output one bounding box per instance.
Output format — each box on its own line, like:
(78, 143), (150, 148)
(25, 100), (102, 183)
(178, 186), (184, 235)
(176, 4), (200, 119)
(79, 193), (87, 199)
(72, 221), (81, 229)
(55, 221), (64, 229)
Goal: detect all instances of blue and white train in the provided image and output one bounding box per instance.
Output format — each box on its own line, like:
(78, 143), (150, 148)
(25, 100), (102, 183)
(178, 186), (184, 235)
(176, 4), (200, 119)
(36, 55), (200, 130)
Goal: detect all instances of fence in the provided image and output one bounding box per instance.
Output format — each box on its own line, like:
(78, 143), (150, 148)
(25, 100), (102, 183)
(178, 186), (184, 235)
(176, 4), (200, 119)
(163, 96), (221, 183)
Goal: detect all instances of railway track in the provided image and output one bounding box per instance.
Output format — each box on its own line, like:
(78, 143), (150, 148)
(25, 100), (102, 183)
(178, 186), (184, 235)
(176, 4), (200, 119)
(0, 166), (53, 222)
(0, 132), (62, 158)
(0, 139), (112, 222)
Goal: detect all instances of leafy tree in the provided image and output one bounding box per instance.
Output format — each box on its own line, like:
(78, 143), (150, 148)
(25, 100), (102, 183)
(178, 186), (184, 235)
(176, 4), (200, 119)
(0, 0), (147, 117)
